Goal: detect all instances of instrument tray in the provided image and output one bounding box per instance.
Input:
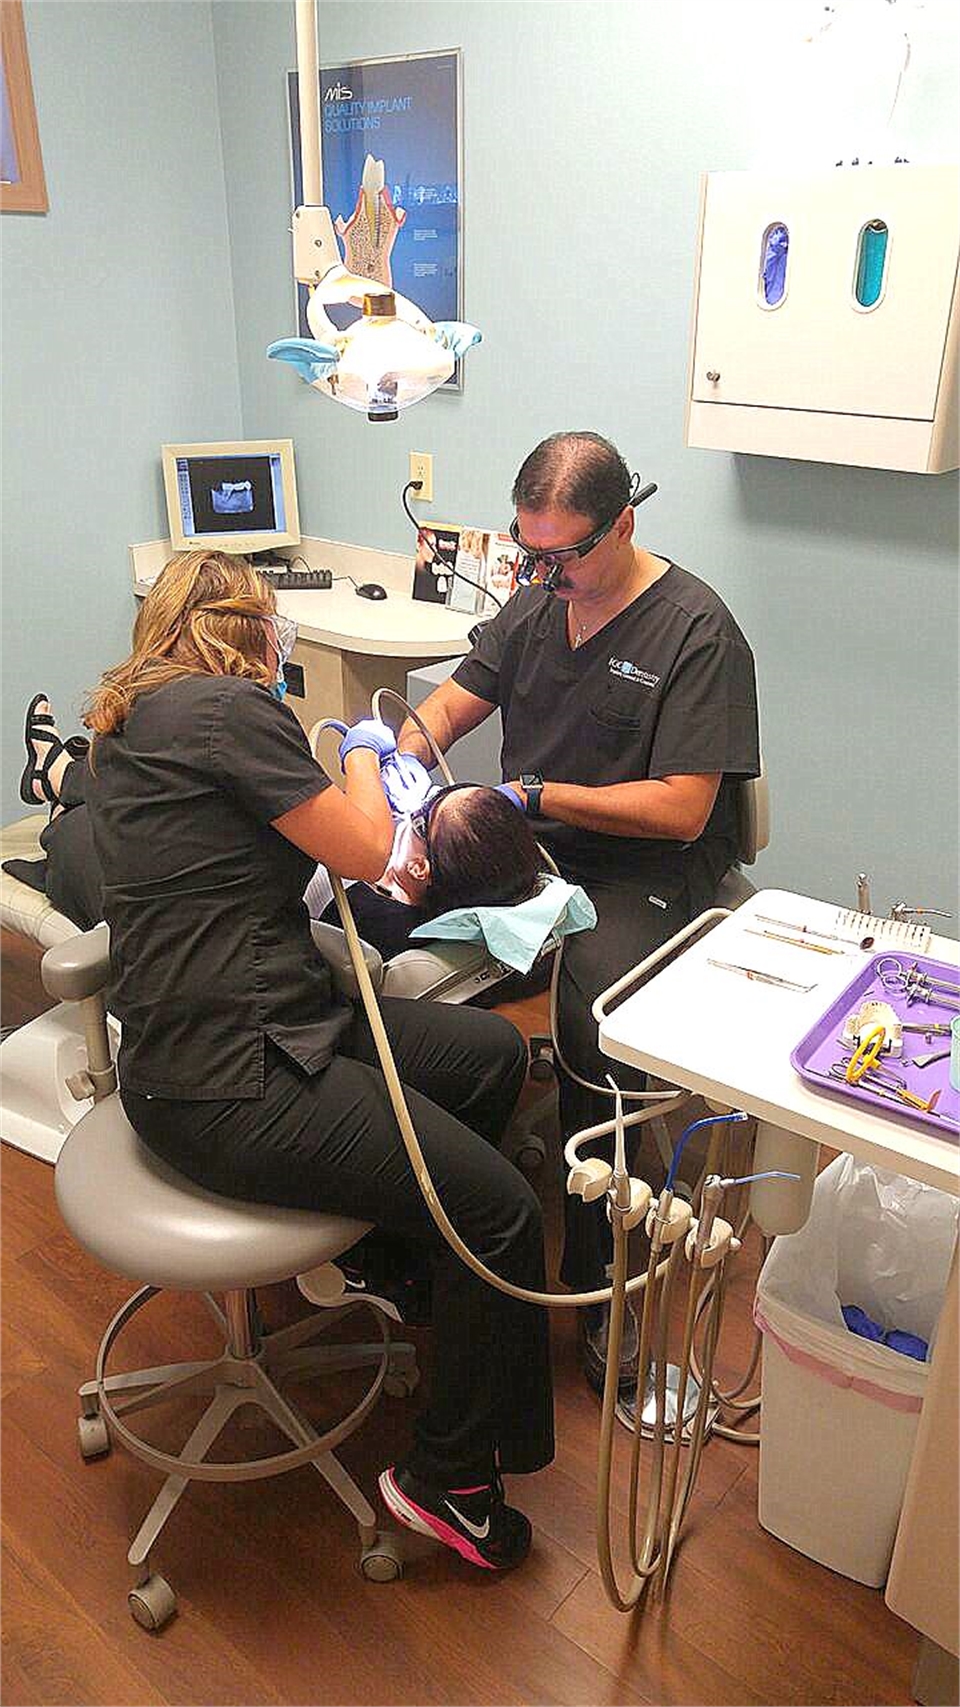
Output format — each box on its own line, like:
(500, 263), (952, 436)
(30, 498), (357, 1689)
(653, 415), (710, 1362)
(791, 952), (959, 1139)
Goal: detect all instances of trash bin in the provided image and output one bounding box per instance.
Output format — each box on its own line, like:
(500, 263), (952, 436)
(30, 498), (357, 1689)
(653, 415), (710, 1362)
(754, 1153), (958, 1587)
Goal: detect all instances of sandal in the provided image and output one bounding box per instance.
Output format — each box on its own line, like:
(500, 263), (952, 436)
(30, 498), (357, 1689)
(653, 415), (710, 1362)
(19, 693), (71, 806)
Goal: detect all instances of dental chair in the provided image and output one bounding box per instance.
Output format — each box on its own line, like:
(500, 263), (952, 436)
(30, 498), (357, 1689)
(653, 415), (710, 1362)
(40, 922), (417, 1630)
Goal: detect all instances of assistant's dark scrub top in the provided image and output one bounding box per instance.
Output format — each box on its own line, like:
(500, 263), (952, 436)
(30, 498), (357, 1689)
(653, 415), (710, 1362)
(85, 674), (350, 1101)
(453, 564), (760, 884)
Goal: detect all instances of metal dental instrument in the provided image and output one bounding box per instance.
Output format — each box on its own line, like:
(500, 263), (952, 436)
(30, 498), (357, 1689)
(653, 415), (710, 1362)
(902, 1021), (952, 1037)
(833, 1053), (909, 1091)
(827, 1062), (943, 1115)
(744, 927), (845, 956)
(754, 913), (870, 949)
(914, 1049), (951, 1070)
(707, 958), (816, 992)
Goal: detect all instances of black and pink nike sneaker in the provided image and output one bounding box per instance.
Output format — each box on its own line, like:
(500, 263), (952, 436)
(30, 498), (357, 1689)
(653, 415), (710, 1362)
(378, 1462), (531, 1571)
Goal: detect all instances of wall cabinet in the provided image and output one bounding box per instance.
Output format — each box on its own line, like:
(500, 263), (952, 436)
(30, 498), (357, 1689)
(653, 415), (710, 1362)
(685, 165), (959, 472)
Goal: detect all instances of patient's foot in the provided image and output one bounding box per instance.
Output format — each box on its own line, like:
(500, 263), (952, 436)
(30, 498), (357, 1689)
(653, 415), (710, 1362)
(19, 694), (75, 806)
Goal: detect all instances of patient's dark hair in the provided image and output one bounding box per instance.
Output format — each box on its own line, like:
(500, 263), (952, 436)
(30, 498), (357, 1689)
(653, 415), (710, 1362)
(511, 431), (631, 529)
(426, 786), (542, 916)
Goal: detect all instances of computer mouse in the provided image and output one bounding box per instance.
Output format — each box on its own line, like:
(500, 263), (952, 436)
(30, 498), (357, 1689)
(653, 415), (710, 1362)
(356, 582), (387, 600)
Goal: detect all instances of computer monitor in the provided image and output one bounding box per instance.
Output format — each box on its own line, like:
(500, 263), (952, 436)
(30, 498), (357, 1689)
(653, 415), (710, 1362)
(161, 439), (301, 556)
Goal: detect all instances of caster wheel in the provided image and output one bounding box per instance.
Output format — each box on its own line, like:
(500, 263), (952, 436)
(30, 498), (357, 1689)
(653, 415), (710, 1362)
(77, 1414), (110, 1459)
(128, 1573), (177, 1631)
(529, 1060), (554, 1083)
(383, 1372), (418, 1398)
(360, 1534), (402, 1581)
(515, 1137), (545, 1175)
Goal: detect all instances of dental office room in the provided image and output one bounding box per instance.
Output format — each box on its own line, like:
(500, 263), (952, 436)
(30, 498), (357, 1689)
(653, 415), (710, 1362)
(1, 0), (959, 1700)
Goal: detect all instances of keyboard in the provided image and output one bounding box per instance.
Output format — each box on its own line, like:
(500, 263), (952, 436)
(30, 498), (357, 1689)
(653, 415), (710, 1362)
(259, 567), (333, 590)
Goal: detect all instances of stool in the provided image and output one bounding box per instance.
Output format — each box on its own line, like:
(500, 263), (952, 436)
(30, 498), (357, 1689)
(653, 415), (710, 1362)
(45, 927), (417, 1629)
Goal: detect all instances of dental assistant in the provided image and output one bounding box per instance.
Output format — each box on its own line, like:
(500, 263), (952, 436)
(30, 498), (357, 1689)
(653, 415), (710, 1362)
(398, 431), (760, 1397)
(81, 549), (554, 1572)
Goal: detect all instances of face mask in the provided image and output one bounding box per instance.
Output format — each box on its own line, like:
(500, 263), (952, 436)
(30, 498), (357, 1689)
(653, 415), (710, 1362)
(271, 676), (288, 703)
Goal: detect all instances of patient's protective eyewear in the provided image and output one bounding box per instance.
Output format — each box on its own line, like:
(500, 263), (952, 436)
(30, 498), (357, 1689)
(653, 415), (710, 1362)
(409, 782), (475, 846)
(269, 614), (298, 665)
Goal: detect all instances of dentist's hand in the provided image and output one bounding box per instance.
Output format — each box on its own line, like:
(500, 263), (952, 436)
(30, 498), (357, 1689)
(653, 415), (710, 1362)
(338, 718), (397, 768)
(495, 783), (524, 811)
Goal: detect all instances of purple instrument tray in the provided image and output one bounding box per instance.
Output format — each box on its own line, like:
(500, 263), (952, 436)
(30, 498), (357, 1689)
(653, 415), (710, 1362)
(791, 952), (959, 1139)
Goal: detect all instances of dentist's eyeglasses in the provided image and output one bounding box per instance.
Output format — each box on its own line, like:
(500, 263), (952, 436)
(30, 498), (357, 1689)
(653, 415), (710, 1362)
(508, 510), (621, 580)
(509, 476), (657, 589)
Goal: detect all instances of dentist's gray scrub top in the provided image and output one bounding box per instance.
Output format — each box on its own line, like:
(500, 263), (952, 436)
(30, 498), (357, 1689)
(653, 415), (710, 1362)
(85, 674), (351, 1100)
(453, 563), (759, 884)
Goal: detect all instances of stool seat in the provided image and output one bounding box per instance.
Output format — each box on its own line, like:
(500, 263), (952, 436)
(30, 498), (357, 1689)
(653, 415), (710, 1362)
(55, 1095), (370, 1291)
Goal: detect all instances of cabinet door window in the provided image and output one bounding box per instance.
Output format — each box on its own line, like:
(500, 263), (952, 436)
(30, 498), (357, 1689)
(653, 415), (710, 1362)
(854, 219), (889, 308)
(758, 222), (789, 307)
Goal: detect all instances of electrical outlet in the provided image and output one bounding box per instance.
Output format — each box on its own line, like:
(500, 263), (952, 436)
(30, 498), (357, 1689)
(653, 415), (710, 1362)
(409, 452), (434, 502)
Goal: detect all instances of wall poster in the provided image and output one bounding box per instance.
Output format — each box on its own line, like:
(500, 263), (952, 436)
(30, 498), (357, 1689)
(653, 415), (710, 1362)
(287, 49), (463, 388)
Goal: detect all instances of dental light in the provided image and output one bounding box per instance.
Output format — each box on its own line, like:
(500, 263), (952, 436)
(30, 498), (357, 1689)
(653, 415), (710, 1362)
(268, 0), (481, 422)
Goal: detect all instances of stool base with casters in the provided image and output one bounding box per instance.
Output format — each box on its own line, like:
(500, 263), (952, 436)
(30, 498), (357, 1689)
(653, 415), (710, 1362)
(76, 1279), (417, 1628)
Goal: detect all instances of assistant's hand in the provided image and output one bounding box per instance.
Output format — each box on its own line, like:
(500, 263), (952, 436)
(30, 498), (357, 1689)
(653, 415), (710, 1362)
(338, 718), (397, 768)
(380, 751), (436, 815)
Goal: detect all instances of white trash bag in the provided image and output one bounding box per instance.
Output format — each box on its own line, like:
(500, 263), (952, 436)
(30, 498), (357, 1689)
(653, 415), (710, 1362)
(758, 1153), (957, 1359)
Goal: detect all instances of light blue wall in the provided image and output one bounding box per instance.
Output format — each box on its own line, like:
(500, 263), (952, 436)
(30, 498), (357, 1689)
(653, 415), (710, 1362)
(213, 0), (959, 924)
(3, 1), (957, 928)
(1, 1), (241, 821)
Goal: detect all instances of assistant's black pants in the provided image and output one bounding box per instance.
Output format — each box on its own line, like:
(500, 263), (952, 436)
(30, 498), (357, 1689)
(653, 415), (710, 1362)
(122, 997), (554, 1489)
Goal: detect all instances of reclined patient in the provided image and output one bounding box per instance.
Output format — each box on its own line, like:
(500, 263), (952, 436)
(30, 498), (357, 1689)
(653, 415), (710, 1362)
(9, 696), (543, 959)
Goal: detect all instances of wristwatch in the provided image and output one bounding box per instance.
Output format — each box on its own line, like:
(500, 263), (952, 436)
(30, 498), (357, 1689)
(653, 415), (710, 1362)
(519, 770), (544, 818)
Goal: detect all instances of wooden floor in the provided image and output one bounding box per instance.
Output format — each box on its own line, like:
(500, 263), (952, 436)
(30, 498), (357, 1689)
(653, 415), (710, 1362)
(1, 931), (918, 1706)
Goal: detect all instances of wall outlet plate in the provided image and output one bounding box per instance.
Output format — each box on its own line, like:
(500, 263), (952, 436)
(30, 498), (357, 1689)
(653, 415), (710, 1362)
(409, 451), (434, 501)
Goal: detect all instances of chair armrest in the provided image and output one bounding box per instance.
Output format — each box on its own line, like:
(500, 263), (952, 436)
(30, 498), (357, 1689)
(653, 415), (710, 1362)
(310, 919), (384, 998)
(41, 922), (111, 1002)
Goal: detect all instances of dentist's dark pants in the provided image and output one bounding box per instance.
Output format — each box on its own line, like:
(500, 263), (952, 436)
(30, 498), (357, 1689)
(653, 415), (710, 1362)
(123, 996), (554, 1488)
(552, 847), (723, 1292)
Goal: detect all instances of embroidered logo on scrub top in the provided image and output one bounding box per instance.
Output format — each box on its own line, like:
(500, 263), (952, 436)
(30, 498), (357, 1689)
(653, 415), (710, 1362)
(608, 657), (660, 689)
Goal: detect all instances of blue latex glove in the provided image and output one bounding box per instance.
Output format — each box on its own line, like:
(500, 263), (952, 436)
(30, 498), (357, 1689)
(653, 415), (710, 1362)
(432, 321), (482, 360)
(338, 719), (397, 767)
(381, 751), (437, 815)
(495, 783), (524, 812)
(267, 337), (340, 384)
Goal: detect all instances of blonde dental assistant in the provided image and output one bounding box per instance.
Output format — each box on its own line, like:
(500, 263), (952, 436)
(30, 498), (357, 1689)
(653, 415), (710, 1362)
(81, 549), (553, 1573)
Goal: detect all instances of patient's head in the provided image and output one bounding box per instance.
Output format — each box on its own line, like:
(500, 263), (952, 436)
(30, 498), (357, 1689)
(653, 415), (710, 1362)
(423, 784), (542, 914)
(378, 784), (542, 913)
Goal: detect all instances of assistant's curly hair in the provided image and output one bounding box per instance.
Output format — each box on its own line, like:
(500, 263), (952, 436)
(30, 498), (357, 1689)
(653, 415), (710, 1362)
(84, 551), (277, 742)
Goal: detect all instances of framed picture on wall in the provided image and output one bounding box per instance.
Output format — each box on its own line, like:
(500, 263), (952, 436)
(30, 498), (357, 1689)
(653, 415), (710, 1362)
(1, 1), (47, 213)
(287, 48), (463, 389)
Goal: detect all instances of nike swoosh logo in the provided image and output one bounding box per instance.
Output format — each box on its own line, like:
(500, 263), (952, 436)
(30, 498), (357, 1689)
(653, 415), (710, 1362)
(443, 1499), (490, 1540)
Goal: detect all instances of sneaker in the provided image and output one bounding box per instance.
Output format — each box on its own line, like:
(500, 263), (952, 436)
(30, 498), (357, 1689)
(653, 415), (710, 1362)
(379, 1461), (531, 1571)
(579, 1299), (639, 1398)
